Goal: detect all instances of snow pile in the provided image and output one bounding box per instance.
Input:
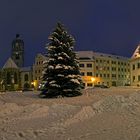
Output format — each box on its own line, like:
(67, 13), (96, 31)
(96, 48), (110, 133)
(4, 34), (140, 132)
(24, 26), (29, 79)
(92, 93), (140, 114)
(64, 106), (95, 126)
(0, 88), (140, 140)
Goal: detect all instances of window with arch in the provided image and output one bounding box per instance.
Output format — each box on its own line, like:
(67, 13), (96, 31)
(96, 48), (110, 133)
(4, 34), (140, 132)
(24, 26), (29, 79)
(14, 72), (18, 84)
(24, 74), (29, 81)
(7, 72), (11, 84)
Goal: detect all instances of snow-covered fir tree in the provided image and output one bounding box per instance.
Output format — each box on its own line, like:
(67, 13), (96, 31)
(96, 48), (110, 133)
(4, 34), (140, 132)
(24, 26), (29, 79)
(41, 23), (83, 98)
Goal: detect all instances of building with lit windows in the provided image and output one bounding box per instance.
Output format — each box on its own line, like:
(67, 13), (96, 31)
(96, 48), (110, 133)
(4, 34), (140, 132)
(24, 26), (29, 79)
(130, 44), (140, 86)
(77, 51), (130, 88)
(33, 51), (130, 89)
(0, 35), (33, 91)
(32, 53), (47, 89)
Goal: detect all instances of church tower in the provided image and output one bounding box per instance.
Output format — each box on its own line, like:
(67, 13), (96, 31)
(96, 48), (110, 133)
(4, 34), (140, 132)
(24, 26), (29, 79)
(11, 34), (24, 67)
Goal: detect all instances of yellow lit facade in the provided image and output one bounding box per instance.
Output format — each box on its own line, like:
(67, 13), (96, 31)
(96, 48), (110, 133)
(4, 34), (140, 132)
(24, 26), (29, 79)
(77, 51), (130, 88)
(130, 45), (140, 86)
(33, 51), (131, 89)
(33, 53), (47, 89)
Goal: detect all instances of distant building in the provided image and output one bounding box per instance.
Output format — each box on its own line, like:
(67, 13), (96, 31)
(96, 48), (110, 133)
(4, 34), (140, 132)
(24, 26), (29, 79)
(77, 51), (130, 87)
(33, 51), (130, 89)
(130, 44), (140, 86)
(1, 58), (20, 90)
(20, 67), (33, 90)
(0, 35), (32, 91)
(33, 53), (47, 89)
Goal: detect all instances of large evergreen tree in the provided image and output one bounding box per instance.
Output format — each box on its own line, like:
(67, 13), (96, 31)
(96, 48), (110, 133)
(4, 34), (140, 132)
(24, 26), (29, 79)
(40, 23), (83, 98)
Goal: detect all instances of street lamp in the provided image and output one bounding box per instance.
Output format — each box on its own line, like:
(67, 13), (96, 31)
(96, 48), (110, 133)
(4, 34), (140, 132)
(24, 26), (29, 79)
(91, 77), (96, 87)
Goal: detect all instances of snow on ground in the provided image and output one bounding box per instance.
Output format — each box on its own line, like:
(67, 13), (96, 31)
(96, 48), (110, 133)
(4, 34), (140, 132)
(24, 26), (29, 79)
(0, 87), (140, 140)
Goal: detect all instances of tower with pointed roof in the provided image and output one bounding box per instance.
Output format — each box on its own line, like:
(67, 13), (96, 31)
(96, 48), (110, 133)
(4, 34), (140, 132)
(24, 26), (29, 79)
(11, 34), (24, 67)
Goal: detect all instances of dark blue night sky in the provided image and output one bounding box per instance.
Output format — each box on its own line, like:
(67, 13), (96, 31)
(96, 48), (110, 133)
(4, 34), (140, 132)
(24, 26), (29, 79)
(0, 0), (140, 67)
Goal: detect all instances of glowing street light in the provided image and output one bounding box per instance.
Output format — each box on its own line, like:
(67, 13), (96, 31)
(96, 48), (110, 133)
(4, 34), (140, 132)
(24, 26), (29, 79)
(91, 77), (96, 87)
(91, 77), (96, 82)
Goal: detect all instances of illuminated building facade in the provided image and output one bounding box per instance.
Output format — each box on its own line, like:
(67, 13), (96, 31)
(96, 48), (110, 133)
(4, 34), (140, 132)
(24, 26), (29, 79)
(77, 51), (130, 87)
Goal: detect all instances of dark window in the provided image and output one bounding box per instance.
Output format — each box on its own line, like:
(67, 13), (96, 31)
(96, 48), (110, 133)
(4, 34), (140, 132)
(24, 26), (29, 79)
(87, 72), (92, 76)
(83, 83), (85, 87)
(14, 72), (17, 84)
(112, 74), (116, 78)
(112, 67), (116, 71)
(133, 76), (135, 82)
(81, 72), (85, 76)
(15, 54), (20, 60)
(24, 74), (29, 81)
(87, 64), (92, 67)
(87, 83), (93, 87)
(7, 72), (11, 84)
(138, 75), (140, 81)
(79, 64), (84, 67)
(133, 64), (135, 70)
(137, 63), (140, 69)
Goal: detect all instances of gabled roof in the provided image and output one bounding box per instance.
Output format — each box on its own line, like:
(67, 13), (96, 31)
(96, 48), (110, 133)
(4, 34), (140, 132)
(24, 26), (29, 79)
(3, 58), (18, 69)
(131, 44), (140, 59)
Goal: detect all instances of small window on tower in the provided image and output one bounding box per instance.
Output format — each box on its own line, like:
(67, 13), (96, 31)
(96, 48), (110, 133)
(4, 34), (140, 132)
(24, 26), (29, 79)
(16, 54), (20, 59)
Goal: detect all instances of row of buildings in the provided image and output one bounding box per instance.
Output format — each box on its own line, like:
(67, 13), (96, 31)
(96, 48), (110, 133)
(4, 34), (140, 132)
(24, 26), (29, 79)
(0, 35), (140, 91)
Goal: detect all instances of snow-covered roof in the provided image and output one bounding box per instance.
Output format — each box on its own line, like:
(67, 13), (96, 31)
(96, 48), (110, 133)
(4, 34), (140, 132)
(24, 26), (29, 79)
(131, 44), (140, 59)
(76, 51), (94, 60)
(76, 51), (129, 61)
(3, 58), (18, 69)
